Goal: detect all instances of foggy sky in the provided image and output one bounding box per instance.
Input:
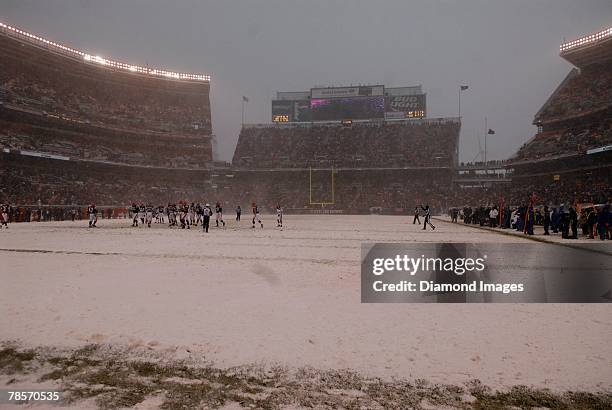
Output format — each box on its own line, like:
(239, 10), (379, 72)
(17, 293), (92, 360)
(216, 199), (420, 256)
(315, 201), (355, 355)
(2, 0), (611, 162)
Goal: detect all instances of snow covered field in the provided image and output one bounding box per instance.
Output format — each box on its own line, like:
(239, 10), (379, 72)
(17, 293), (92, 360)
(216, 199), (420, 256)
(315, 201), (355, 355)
(1, 215), (611, 397)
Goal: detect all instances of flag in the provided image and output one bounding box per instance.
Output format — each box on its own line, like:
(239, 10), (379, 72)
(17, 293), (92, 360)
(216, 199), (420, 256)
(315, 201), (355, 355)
(242, 96), (249, 103)
(460, 85), (469, 91)
(487, 129), (495, 135)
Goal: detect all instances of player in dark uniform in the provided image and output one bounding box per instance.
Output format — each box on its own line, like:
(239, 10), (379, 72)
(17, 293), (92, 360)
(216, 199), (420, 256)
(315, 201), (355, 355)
(155, 205), (164, 224)
(130, 203), (139, 227)
(421, 204), (435, 230)
(195, 203), (203, 226)
(413, 206), (421, 225)
(179, 202), (190, 229)
(137, 204), (145, 225)
(252, 202), (263, 229)
(451, 208), (459, 223)
(88, 204), (98, 228)
(235, 205), (242, 221)
(215, 202), (226, 227)
(168, 203), (177, 227)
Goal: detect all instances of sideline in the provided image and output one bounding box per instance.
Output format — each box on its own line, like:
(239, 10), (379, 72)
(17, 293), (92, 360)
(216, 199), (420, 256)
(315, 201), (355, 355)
(433, 217), (612, 257)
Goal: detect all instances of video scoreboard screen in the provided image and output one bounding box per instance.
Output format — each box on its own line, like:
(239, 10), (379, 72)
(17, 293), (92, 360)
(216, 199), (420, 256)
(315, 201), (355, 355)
(310, 96), (385, 121)
(385, 94), (427, 119)
(272, 86), (426, 122)
(272, 100), (312, 123)
(272, 100), (292, 122)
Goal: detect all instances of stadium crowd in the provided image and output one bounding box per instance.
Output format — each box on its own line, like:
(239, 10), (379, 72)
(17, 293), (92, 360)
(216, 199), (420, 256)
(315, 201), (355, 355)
(454, 166), (611, 206)
(0, 106), (212, 168)
(0, 154), (207, 207)
(0, 32), (211, 135)
(513, 115), (612, 162)
(233, 121), (460, 169)
(536, 63), (612, 124)
(3, 152), (608, 215)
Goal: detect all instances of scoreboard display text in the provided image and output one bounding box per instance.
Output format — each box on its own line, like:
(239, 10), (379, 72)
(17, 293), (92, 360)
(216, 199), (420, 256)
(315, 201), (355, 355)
(385, 94), (427, 118)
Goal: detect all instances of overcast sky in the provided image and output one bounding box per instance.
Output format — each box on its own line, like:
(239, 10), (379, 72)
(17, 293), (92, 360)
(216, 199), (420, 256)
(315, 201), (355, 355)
(2, 0), (611, 162)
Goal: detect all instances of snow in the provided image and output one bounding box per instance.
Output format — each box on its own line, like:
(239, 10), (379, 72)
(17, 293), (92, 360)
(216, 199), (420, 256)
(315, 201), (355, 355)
(1, 215), (610, 391)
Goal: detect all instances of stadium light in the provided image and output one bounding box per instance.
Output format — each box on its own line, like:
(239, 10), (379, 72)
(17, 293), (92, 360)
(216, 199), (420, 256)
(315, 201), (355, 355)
(0, 20), (210, 82)
(560, 26), (612, 53)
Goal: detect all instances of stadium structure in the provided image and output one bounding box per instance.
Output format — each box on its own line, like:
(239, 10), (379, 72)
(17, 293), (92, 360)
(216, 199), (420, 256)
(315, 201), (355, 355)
(0, 21), (213, 209)
(230, 83), (458, 214)
(0, 20), (460, 215)
(503, 25), (612, 206)
(0, 21), (610, 218)
(442, 25), (612, 209)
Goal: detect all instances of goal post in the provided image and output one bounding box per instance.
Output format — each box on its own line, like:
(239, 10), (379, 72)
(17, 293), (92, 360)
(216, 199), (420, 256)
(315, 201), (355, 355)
(309, 167), (335, 206)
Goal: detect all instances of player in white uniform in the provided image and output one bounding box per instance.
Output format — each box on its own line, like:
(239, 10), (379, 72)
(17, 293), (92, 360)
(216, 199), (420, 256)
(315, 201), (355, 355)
(189, 203), (196, 226)
(138, 204), (145, 225)
(145, 204), (154, 228)
(202, 203), (212, 232)
(1, 203), (10, 228)
(276, 204), (283, 227)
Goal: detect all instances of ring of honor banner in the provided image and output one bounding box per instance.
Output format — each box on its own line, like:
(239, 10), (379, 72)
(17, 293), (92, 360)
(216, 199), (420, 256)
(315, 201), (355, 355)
(361, 243), (612, 303)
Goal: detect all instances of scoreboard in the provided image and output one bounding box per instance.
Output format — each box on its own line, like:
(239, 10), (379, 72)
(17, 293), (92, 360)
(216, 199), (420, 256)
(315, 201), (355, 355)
(385, 94), (427, 119)
(272, 85), (427, 122)
(271, 100), (292, 122)
(272, 99), (311, 122)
